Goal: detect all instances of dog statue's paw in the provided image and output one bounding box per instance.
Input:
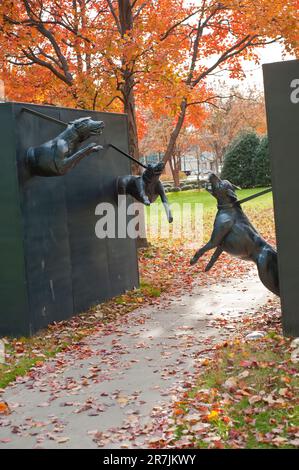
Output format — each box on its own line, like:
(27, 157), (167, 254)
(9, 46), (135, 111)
(190, 256), (198, 266)
(168, 216), (173, 224)
(87, 143), (103, 153)
(92, 145), (103, 152)
(83, 142), (96, 153)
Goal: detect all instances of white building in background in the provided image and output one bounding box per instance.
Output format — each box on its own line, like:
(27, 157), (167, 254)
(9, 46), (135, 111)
(141, 150), (218, 180)
(181, 151), (217, 177)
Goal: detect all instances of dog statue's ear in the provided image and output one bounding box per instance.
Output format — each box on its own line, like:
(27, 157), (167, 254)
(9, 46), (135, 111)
(69, 117), (91, 125)
(226, 180), (241, 191)
(225, 180), (241, 191)
(227, 188), (238, 200)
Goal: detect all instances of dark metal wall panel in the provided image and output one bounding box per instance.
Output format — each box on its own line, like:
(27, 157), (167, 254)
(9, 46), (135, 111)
(0, 104), (30, 336)
(0, 102), (139, 336)
(60, 108), (139, 310)
(263, 59), (299, 336)
(13, 103), (73, 330)
(104, 123), (140, 298)
(60, 108), (110, 311)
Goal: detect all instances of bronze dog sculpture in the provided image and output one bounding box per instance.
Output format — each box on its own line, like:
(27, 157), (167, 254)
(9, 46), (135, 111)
(190, 173), (279, 296)
(117, 162), (173, 223)
(27, 117), (104, 176)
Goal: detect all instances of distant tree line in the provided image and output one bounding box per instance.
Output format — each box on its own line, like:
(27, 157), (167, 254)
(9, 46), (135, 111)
(221, 132), (271, 188)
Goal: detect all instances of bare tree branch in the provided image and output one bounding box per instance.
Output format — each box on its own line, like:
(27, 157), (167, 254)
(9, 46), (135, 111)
(192, 34), (256, 87)
(160, 8), (202, 41)
(133, 2), (148, 20)
(103, 94), (123, 109)
(21, 47), (73, 84)
(106, 0), (122, 34)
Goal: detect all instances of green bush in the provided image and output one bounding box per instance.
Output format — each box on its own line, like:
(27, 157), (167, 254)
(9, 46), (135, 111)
(253, 136), (271, 187)
(221, 132), (260, 188)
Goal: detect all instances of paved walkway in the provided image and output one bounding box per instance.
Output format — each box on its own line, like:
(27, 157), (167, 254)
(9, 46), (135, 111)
(0, 270), (270, 448)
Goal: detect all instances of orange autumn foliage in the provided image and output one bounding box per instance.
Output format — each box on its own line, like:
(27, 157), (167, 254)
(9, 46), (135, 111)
(0, 1), (298, 161)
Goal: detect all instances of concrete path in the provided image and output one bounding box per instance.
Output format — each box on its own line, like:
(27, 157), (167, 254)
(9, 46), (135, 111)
(0, 270), (270, 448)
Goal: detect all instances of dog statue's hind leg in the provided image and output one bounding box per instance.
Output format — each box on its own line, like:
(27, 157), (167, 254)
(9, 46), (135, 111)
(157, 182), (173, 223)
(205, 246), (223, 272)
(256, 247), (280, 296)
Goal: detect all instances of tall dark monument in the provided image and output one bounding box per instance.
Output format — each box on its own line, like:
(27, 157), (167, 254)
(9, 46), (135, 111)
(0, 102), (139, 337)
(263, 59), (299, 337)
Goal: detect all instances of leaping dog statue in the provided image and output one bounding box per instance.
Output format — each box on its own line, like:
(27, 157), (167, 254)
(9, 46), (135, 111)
(117, 162), (173, 223)
(27, 117), (104, 176)
(190, 173), (279, 296)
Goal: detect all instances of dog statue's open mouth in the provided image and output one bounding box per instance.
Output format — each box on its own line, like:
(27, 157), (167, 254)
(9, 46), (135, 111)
(90, 122), (105, 135)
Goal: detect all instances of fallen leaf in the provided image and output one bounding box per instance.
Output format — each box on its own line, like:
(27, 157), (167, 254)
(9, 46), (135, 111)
(223, 377), (238, 391)
(56, 437), (70, 444)
(0, 402), (11, 415)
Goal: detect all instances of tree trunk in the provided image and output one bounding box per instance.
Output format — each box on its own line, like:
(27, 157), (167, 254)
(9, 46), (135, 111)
(118, 0), (146, 246)
(163, 99), (187, 165)
(118, 0), (139, 163)
(214, 149), (223, 176)
(122, 71), (139, 163)
(169, 156), (180, 187)
(172, 168), (180, 188)
(214, 157), (219, 175)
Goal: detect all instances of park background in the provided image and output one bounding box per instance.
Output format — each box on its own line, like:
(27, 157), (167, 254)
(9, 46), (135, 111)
(0, 0), (298, 449)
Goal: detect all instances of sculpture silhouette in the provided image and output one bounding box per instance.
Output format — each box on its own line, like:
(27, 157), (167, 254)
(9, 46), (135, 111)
(27, 117), (104, 176)
(190, 173), (280, 296)
(117, 162), (173, 223)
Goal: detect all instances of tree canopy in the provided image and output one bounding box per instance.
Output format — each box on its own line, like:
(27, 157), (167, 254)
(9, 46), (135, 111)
(0, 1), (298, 160)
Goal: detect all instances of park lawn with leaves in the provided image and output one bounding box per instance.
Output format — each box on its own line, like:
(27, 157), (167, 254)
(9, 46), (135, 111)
(0, 189), (274, 391)
(156, 329), (299, 449)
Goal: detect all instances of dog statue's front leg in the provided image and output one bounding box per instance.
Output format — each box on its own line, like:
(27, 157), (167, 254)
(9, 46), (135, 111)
(205, 246), (223, 272)
(55, 141), (102, 175)
(135, 179), (151, 205)
(190, 217), (233, 266)
(190, 241), (215, 266)
(157, 182), (173, 223)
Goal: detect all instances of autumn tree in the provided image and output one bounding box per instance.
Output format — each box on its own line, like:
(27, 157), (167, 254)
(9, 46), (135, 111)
(156, 0), (298, 166)
(140, 110), (207, 186)
(1, 0), (298, 164)
(0, 0), (197, 158)
(0, 1), (101, 106)
(197, 87), (267, 174)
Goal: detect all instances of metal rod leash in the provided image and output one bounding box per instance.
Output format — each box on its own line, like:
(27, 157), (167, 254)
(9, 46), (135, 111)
(237, 187), (273, 205)
(22, 107), (67, 127)
(109, 144), (148, 169)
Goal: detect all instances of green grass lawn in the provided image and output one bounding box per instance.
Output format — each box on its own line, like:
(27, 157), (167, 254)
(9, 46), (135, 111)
(166, 187), (273, 210)
(146, 188), (273, 217)
(168, 333), (299, 449)
(145, 188), (274, 238)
